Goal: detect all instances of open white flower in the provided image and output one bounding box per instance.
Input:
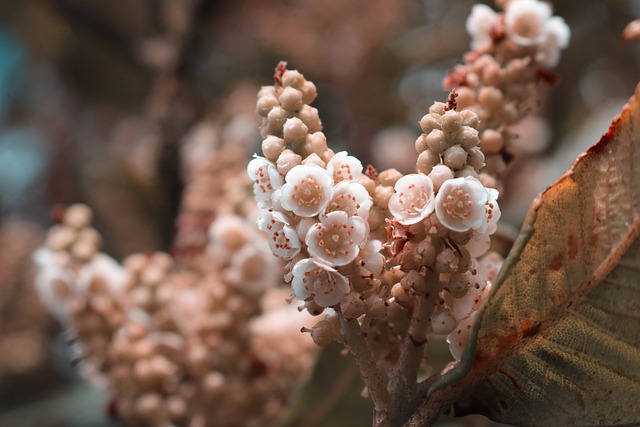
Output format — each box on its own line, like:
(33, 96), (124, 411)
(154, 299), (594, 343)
(247, 156), (283, 209)
(228, 242), (280, 296)
(328, 151), (362, 183)
(466, 4), (499, 49)
(388, 173), (435, 225)
(325, 181), (372, 220)
(435, 176), (488, 232)
(359, 239), (385, 278)
(505, 0), (552, 46)
(281, 164), (333, 217)
(291, 258), (350, 307)
(477, 187), (501, 235)
(306, 211), (367, 266)
(536, 16), (570, 67)
(257, 211), (301, 259)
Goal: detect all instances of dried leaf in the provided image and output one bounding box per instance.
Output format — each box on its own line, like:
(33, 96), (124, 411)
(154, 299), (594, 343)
(426, 83), (640, 426)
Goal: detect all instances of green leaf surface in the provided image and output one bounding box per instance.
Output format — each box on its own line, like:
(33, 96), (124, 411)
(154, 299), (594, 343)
(275, 342), (373, 427)
(428, 84), (640, 427)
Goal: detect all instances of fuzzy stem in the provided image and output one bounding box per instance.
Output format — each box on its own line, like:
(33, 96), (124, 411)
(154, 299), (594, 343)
(387, 286), (438, 426)
(338, 313), (391, 426)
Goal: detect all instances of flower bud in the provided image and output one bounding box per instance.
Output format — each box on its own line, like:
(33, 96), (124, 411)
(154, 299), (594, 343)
(428, 164), (454, 192)
(279, 86), (303, 112)
(283, 117), (308, 144)
(276, 149), (302, 175)
(417, 149), (440, 175)
(440, 110), (462, 135)
(256, 94), (279, 117)
(261, 136), (286, 161)
(425, 129), (448, 153)
(282, 70), (305, 89)
(443, 145), (468, 170)
(301, 80), (317, 104)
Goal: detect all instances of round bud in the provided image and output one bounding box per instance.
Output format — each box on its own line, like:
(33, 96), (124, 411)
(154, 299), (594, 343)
(467, 147), (486, 170)
(47, 225), (77, 251)
(460, 109), (479, 128)
(256, 94), (279, 117)
(429, 102), (446, 117)
(267, 107), (289, 134)
(305, 299), (325, 316)
(415, 134), (429, 153)
(64, 204), (93, 229)
(391, 282), (411, 306)
(374, 186), (394, 210)
(425, 129), (448, 153)
(440, 110), (462, 134)
(478, 86), (503, 110)
(304, 132), (328, 156)
(262, 136), (286, 161)
(282, 70), (305, 89)
(456, 87), (475, 110)
(283, 117), (308, 144)
(276, 149), (302, 175)
(310, 320), (333, 347)
(454, 165), (479, 179)
(428, 164), (454, 192)
(301, 80), (317, 104)
(458, 126), (480, 150)
(278, 86), (303, 112)
(480, 129), (504, 154)
(302, 153), (325, 168)
(378, 168), (402, 187)
(419, 114), (440, 134)
(443, 145), (468, 170)
(417, 149), (440, 175)
(297, 105), (322, 133)
(401, 270), (428, 296)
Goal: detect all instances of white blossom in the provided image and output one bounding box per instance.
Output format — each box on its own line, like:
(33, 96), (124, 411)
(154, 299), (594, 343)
(447, 311), (476, 361)
(228, 242), (280, 295)
(435, 176), (488, 232)
(247, 156), (283, 209)
(505, 0), (551, 47)
(388, 173), (436, 225)
(328, 151), (362, 183)
(306, 211), (366, 266)
(257, 211), (301, 260)
(325, 181), (372, 219)
(291, 258), (350, 307)
(33, 248), (75, 321)
(466, 4), (499, 49)
(281, 164), (333, 217)
(536, 16), (570, 67)
(359, 239), (385, 278)
(478, 187), (501, 235)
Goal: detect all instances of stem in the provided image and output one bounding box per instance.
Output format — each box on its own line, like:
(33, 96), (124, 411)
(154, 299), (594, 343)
(338, 313), (391, 426)
(387, 289), (437, 426)
(402, 385), (459, 427)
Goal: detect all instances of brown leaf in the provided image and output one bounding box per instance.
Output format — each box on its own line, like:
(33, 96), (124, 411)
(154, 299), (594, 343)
(421, 83), (640, 427)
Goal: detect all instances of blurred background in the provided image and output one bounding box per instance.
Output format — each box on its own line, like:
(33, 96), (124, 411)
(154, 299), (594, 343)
(0, 0), (638, 426)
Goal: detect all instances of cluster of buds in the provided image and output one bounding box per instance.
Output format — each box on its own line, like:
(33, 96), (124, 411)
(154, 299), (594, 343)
(448, 0), (570, 182)
(34, 110), (316, 427)
(251, 63), (385, 325)
(384, 94), (503, 358)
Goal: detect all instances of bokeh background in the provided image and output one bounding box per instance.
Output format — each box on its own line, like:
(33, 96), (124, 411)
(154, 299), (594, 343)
(0, 0), (638, 426)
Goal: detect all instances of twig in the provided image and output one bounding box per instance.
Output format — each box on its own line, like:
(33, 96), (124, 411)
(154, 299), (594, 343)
(338, 313), (391, 426)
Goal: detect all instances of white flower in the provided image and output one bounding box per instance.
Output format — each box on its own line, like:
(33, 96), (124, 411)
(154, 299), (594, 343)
(447, 311), (476, 361)
(536, 16), (570, 67)
(435, 176), (487, 232)
(306, 211), (367, 266)
(478, 187), (501, 234)
(247, 156), (283, 209)
(359, 239), (385, 278)
(228, 242), (280, 295)
(328, 151), (362, 183)
(505, 0), (551, 46)
(281, 164), (333, 217)
(33, 248), (75, 321)
(257, 211), (301, 259)
(325, 181), (372, 219)
(77, 253), (125, 295)
(466, 4), (499, 49)
(388, 173), (436, 225)
(291, 258), (350, 307)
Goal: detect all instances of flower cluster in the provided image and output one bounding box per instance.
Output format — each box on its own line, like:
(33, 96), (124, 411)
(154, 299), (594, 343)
(448, 0), (570, 182)
(251, 64), (384, 318)
(34, 109), (316, 427)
